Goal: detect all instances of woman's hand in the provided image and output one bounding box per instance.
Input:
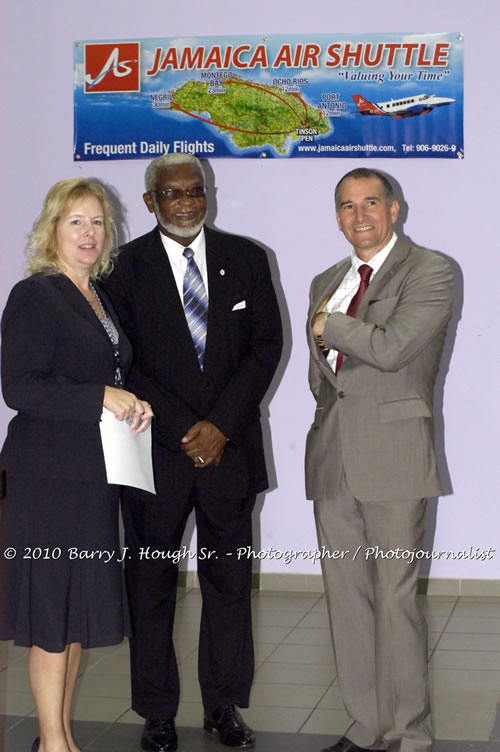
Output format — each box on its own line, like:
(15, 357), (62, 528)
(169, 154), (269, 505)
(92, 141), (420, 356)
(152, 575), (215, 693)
(103, 387), (153, 433)
(129, 400), (154, 435)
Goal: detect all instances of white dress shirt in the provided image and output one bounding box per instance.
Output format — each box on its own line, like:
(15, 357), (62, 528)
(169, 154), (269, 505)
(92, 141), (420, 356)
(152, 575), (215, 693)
(159, 227), (209, 301)
(323, 232), (397, 371)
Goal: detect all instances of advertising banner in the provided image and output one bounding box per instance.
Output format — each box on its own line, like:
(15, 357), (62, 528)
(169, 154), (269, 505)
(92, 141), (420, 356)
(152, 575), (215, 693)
(74, 32), (463, 161)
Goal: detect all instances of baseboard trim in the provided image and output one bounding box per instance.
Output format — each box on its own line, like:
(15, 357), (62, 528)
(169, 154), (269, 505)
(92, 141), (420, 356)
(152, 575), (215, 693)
(177, 571), (500, 597)
(417, 577), (500, 597)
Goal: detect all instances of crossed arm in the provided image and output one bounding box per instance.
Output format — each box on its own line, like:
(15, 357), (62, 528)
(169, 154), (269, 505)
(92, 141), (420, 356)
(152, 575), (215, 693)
(309, 252), (453, 375)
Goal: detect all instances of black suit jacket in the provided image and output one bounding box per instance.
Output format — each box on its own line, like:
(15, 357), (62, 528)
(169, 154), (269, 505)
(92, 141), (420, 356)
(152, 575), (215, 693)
(1, 274), (133, 482)
(103, 226), (282, 498)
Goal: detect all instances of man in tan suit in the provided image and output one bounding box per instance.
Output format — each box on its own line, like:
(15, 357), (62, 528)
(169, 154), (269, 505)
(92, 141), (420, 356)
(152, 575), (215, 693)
(305, 168), (453, 752)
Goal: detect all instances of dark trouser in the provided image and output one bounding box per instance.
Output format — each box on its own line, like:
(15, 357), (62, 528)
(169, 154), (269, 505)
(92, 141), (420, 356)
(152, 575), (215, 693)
(122, 471), (255, 719)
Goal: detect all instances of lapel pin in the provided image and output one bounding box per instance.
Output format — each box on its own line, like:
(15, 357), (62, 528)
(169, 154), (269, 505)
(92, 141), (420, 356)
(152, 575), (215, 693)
(219, 269), (225, 276)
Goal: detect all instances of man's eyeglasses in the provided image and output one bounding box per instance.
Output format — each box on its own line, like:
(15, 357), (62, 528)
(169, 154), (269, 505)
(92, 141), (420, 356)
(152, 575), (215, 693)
(151, 186), (206, 201)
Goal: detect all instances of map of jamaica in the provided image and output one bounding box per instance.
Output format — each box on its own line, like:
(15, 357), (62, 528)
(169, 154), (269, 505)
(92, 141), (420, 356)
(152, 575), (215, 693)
(170, 77), (331, 153)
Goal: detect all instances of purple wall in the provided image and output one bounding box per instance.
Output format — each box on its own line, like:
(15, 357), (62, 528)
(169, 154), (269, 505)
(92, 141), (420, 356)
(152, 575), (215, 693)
(2, 0), (499, 579)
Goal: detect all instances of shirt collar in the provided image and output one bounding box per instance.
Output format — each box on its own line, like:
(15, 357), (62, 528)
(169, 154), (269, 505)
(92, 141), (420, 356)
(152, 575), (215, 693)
(159, 226), (205, 257)
(351, 232), (397, 276)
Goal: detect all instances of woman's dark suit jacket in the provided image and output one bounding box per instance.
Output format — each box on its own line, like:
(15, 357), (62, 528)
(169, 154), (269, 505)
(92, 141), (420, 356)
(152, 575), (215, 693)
(0, 273), (132, 483)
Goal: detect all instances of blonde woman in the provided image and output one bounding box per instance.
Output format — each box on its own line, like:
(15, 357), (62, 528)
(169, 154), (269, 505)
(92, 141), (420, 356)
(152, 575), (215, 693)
(0, 179), (152, 752)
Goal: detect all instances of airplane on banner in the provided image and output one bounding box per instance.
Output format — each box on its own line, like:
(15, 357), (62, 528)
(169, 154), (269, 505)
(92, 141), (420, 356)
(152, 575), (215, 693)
(352, 93), (455, 118)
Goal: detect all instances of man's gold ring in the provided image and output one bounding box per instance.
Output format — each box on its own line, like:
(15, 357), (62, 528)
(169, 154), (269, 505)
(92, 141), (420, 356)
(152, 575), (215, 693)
(197, 456), (205, 464)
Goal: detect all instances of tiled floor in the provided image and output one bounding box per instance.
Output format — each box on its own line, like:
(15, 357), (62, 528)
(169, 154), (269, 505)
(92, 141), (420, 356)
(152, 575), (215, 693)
(1, 590), (500, 751)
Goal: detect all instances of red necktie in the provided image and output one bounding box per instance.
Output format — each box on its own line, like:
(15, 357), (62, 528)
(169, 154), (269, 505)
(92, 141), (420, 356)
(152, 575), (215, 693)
(335, 263), (373, 372)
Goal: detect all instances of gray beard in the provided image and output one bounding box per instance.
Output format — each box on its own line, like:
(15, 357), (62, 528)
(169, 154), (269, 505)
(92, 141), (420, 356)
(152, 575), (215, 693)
(162, 216), (206, 238)
(152, 195), (207, 239)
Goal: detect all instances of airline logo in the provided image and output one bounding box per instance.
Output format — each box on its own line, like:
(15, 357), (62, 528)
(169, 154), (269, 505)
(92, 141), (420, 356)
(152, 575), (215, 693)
(84, 42), (140, 93)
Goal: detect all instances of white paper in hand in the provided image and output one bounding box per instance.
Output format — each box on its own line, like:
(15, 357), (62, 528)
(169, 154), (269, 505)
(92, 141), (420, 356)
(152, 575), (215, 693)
(99, 408), (156, 494)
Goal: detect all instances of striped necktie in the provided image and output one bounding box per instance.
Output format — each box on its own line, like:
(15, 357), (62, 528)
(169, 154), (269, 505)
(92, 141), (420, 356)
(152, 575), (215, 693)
(183, 247), (208, 369)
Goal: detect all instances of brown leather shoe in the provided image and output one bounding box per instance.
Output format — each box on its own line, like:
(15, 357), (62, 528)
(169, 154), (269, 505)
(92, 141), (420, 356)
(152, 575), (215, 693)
(204, 704), (255, 748)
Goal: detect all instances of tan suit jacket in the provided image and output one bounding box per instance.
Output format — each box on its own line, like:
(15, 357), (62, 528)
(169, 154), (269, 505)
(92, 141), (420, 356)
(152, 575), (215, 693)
(305, 237), (453, 502)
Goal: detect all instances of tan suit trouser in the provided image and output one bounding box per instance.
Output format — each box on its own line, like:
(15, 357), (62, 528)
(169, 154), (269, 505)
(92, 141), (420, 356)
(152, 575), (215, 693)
(314, 474), (432, 752)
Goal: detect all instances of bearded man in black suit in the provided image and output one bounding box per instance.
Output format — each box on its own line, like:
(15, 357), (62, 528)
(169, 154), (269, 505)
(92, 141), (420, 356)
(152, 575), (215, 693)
(104, 154), (283, 752)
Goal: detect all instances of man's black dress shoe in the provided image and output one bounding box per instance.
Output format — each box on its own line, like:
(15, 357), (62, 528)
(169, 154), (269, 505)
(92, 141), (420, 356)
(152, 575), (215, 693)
(321, 737), (373, 752)
(141, 719), (178, 752)
(204, 704), (255, 748)
(31, 739), (40, 752)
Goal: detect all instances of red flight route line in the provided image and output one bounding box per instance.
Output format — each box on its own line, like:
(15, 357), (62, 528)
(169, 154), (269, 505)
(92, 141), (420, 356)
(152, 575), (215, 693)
(227, 79), (323, 128)
(226, 79), (305, 124)
(170, 103), (291, 135)
(168, 78), (323, 135)
(291, 92), (308, 121)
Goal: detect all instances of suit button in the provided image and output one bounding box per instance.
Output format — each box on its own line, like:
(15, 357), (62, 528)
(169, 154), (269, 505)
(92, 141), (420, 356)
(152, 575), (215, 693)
(338, 391), (345, 399)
